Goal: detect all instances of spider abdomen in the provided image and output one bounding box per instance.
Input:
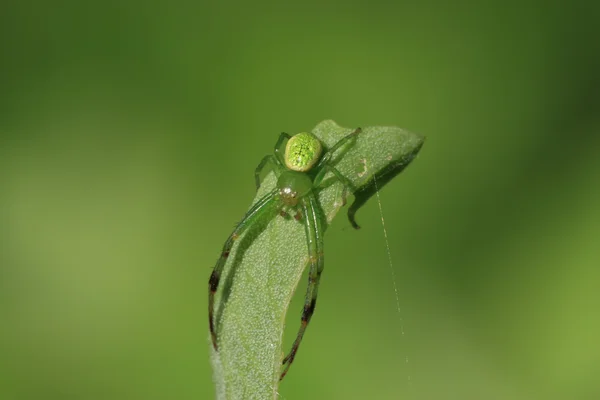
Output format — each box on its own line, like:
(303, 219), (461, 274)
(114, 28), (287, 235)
(277, 170), (313, 206)
(284, 132), (323, 172)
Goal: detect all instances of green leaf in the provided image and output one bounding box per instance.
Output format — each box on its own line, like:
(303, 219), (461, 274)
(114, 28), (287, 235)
(210, 120), (424, 399)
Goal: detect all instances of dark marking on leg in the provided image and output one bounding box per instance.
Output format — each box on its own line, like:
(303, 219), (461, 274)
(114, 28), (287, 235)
(302, 298), (317, 322)
(280, 365), (292, 380)
(282, 298), (317, 372)
(209, 271), (220, 292)
(209, 320), (218, 350)
(309, 298), (317, 314)
(208, 270), (221, 350)
(279, 209), (291, 219)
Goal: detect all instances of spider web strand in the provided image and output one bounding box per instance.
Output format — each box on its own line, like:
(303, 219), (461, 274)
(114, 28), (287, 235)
(373, 173), (412, 389)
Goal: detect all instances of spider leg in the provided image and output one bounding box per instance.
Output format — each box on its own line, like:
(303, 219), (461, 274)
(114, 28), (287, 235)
(314, 164), (356, 207)
(311, 127), (361, 206)
(314, 127), (361, 170)
(274, 132), (291, 165)
(327, 126), (361, 153)
(254, 155), (281, 191)
(209, 188), (281, 350)
(280, 193), (324, 380)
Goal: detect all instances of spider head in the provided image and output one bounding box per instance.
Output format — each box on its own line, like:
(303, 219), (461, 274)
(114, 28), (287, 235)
(284, 132), (323, 172)
(280, 186), (300, 206)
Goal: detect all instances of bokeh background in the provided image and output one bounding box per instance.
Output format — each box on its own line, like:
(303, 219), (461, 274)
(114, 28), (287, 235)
(1, 1), (599, 399)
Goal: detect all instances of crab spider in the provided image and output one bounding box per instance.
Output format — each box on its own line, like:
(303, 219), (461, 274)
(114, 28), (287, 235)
(209, 128), (361, 380)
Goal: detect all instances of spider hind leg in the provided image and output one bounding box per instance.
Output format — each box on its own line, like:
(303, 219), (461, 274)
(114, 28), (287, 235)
(208, 189), (281, 351)
(280, 194), (324, 380)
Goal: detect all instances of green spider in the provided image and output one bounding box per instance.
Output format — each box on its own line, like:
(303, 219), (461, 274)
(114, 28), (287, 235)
(208, 127), (361, 380)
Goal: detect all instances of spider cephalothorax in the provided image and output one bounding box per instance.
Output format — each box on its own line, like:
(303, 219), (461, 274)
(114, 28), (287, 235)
(278, 171), (312, 207)
(209, 127), (361, 380)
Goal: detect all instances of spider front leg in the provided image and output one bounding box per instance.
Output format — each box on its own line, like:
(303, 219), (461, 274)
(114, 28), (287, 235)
(254, 132), (290, 190)
(254, 155), (280, 191)
(273, 132), (291, 164)
(313, 127), (361, 206)
(281, 193), (324, 380)
(314, 163), (357, 207)
(208, 188), (281, 350)
(320, 127), (361, 164)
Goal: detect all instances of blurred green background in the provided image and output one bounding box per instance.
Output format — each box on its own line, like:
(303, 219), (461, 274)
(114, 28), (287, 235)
(1, 1), (599, 399)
